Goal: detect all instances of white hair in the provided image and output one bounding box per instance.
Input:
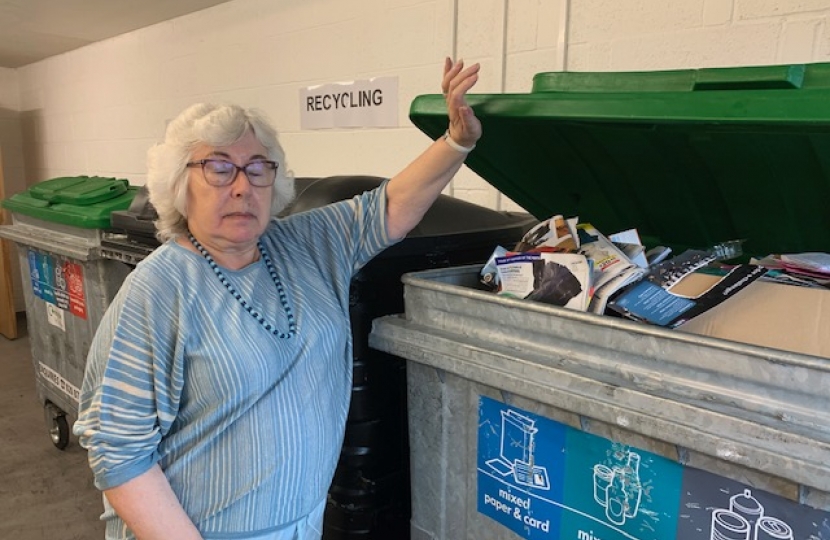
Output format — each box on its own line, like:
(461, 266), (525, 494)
(146, 103), (295, 242)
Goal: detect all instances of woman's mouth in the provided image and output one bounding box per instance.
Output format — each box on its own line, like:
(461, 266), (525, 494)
(224, 211), (255, 219)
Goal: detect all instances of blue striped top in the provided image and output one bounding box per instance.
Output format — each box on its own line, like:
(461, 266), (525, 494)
(73, 184), (398, 539)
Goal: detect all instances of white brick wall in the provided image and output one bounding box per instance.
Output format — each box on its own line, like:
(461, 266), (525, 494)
(0, 0), (828, 210)
(0, 67), (25, 311)
(0, 68), (22, 198)
(0, 0), (825, 312)
(0, 68), (19, 111)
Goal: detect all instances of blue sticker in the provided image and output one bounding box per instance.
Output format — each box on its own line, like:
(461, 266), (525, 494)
(478, 396), (830, 539)
(27, 249), (42, 299)
(36, 252), (56, 305)
(478, 396), (566, 538)
(559, 430), (683, 539)
(478, 397), (683, 539)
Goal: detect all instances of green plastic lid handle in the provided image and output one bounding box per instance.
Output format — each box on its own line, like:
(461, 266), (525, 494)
(693, 65), (805, 91)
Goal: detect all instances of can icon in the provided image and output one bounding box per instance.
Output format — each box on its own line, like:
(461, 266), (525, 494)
(729, 489), (763, 530)
(592, 464), (614, 506)
(755, 516), (793, 540)
(711, 509), (750, 540)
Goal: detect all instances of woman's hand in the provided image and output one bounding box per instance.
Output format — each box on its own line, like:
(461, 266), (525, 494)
(384, 57), (483, 240)
(104, 465), (204, 540)
(442, 57), (482, 149)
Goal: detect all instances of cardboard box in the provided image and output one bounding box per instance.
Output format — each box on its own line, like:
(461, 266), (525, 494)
(676, 280), (830, 358)
(608, 263), (766, 329)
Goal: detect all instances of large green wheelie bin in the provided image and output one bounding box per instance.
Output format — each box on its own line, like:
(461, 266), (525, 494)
(370, 63), (830, 540)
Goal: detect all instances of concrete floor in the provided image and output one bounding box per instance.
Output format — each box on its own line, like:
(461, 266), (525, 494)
(0, 313), (105, 540)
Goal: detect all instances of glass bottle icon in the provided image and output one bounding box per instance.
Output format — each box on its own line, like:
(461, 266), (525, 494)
(606, 470), (626, 525)
(623, 452), (642, 518)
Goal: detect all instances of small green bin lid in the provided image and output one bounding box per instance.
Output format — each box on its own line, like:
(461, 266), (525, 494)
(409, 62), (830, 257)
(2, 176), (137, 229)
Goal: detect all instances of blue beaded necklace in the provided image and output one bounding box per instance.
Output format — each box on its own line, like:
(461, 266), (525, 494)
(188, 234), (297, 338)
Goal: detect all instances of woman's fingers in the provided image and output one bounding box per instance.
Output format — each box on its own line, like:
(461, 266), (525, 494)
(442, 57), (482, 147)
(450, 67), (479, 102)
(442, 58), (464, 89)
(443, 59), (478, 101)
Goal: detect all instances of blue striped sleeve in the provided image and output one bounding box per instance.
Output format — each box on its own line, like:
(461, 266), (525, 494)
(273, 180), (396, 277)
(74, 264), (189, 490)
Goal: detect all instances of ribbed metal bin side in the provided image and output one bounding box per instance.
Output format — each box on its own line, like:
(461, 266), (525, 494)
(4, 216), (105, 259)
(369, 266), (830, 539)
(404, 362), (590, 540)
(1, 220), (131, 446)
(20, 249), (129, 415)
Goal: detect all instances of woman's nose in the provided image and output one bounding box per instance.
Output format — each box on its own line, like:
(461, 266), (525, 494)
(229, 169), (253, 196)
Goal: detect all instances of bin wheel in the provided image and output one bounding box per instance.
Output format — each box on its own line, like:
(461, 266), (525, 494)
(44, 404), (70, 450)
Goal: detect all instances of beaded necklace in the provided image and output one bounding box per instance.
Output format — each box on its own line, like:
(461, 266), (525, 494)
(188, 234), (297, 338)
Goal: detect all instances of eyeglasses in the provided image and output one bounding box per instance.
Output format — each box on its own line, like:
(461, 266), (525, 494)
(186, 159), (278, 187)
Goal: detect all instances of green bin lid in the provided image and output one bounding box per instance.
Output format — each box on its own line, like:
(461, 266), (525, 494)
(2, 176), (137, 229)
(28, 176), (129, 204)
(409, 62), (830, 257)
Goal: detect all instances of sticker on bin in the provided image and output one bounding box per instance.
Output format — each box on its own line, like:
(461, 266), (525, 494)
(477, 396), (829, 539)
(46, 303), (65, 331)
(27, 248), (87, 319)
(39, 362), (80, 404)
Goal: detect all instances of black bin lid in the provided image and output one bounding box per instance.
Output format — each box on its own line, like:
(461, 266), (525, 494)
(108, 177), (531, 251)
(409, 62), (830, 257)
(110, 185), (160, 245)
(283, 176), (535, 257)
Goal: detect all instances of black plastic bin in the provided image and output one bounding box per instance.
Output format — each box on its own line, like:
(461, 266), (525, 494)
(284, 176), (535, 540)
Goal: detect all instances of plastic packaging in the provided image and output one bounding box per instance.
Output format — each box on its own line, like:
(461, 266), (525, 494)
(709, 239), (744, 261)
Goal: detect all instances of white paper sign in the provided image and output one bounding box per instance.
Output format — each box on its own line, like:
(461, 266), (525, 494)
(46, 302), (65, 331)
(299, 76), (399, 129)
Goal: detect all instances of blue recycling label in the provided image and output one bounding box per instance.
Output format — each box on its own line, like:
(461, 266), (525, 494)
(477, 396), (829, 539)
(478, 397), (566, 538)
(36, 251), (56, 305)
(27, 249), (42, 299)
(559, 429), (683, 539)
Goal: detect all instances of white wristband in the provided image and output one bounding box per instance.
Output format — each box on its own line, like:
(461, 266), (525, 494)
(443, 130), (476, 154)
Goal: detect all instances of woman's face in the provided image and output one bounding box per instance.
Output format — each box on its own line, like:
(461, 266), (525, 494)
(186, 129), (274, 255)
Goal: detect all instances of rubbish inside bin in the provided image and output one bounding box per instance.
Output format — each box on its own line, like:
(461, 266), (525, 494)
(484, 215), (647, 313)
(607, 255), (767, 328)
(495, 252), (591, 310)
(480, 211), (761, 323)
(677, 279), (830, 357)
(477, 209), (828, 351)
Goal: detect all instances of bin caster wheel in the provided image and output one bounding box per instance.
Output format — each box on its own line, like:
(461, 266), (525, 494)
(44, 403), (70, 450)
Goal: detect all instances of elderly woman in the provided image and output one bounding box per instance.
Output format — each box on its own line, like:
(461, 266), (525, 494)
(73, 58), (481, 540)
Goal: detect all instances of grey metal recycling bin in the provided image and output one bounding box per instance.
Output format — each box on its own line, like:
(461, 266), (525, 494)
(0, 177), (134, 449)
(370, 266), (830, 540)
(368, 63), (830, 540)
